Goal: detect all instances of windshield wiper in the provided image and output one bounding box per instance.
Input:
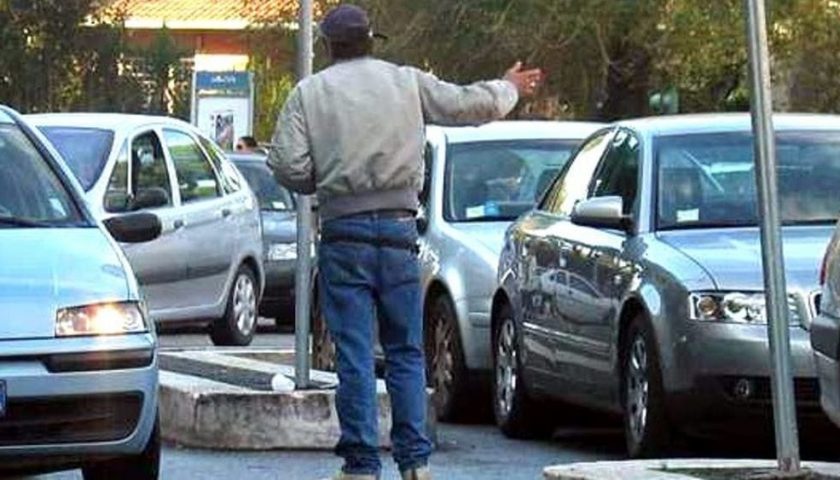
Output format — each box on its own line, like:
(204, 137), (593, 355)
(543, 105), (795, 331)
(0, 216), (52, 228)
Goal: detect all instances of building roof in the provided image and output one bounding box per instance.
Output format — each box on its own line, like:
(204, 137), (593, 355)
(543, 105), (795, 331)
(103, 0), (307, 30)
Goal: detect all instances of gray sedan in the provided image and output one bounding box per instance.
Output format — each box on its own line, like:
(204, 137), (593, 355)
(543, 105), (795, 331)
(493, 114), (840, 457)
(230, 153), (298, 325)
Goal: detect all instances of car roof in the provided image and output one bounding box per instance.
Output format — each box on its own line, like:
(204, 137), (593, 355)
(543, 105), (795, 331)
(617, 113), (840, 136)
(428, 120), (604, 143)
(24, 113), (195, 136)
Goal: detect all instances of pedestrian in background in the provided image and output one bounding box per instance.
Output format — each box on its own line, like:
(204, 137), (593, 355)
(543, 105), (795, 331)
(236, 135), (260, 153)
(269, 4), (543, 480)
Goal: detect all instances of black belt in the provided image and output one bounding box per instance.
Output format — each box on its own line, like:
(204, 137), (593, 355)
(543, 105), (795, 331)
(321, 232), (419, 253)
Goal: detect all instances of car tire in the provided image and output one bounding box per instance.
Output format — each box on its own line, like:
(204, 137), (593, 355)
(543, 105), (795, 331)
(83, 413), (160, 480)
(425, 294), (469, 421)
(622, 314), (670, 458)
(493, 303), (551, 439)
(311, 287), (337, 371)
(210, 265), (258, 347)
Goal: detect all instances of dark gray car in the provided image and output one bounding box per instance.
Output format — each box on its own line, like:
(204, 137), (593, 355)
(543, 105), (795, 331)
(230, 153), (298, 325)
(493, 114), (840, 457)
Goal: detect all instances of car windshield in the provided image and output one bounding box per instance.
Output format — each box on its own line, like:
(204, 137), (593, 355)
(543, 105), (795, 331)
(445, 140), (577, 222)
(656, 131), (840, 230)
(235, 161), (295, 211)
(0, 123), (84, 227)
(39, 126), (114, 191)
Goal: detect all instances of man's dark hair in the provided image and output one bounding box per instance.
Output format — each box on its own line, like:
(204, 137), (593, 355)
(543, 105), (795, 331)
(328, 37), (373, 62)
(238, 136), (258, 148)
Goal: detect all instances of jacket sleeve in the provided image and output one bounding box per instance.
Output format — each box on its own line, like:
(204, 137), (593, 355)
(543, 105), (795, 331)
(412, 68), (519, 126)
(267, 87), (316, 195)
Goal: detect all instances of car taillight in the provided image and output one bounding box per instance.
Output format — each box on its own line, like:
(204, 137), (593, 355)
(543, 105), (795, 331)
(820, 246), (830, 286)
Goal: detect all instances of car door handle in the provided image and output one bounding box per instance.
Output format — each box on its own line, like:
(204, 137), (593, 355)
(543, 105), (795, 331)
(173, 219), (185, 230)
(221, 208), (232, 218)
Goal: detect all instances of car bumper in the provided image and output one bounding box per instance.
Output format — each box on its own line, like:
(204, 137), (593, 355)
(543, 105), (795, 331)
(0, 334), (157, 460)
(664, 321), (821, 428)
(261, 259), (296, 317)
(812, 312), (840, 427)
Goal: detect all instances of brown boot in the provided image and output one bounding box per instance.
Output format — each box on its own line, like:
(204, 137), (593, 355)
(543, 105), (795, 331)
(400, 467), (432, 480)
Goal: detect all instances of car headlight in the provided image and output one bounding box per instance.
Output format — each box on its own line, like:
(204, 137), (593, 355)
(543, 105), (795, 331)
(267, 243), (297, 261)
(56, 302), (147, 337)
(689, 292), (801, 326)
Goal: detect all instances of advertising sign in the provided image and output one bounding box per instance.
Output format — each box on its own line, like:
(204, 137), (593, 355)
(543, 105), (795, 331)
(191, 71), (254, 151)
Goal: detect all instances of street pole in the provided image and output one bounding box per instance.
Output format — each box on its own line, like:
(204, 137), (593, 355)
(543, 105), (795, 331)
(294, 0), (314, 390)
(744, 0), (800, 472)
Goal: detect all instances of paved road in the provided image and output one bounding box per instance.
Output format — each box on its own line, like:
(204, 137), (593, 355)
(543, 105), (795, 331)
(158, 319), (296, 350)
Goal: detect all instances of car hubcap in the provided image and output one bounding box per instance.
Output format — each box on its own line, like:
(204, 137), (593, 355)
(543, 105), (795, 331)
(626, 334), (649, 445)
(432, 311), (454, 407)
(233, 274), (257, 336)
(496, 318), (517, 418)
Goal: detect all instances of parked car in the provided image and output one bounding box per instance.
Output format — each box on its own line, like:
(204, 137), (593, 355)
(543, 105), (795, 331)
(492, 113), (840, 456)
(814, 221), (840, 428)
(27, 114), (265, 346)
(229, 152), (298, 326)
(311, 120), (602, 420)
(0, 106), (161, 478)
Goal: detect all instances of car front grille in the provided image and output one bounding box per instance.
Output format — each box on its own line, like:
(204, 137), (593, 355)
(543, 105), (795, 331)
(0, 393), (143, 446)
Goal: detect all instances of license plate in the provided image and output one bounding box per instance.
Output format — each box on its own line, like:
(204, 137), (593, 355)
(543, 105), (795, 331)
(0, 381), (6, 418)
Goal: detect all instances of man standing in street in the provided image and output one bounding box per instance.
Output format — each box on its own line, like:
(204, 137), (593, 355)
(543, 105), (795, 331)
(269, 4), (543, 480)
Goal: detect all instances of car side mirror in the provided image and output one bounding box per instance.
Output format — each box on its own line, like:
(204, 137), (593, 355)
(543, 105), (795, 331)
(104, 212), (162, 243)
(131, 188), (169, 211)
(571, 196), (633, 233)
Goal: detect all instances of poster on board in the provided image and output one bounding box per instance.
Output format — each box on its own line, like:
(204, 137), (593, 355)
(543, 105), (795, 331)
(191, 71), (254, 151)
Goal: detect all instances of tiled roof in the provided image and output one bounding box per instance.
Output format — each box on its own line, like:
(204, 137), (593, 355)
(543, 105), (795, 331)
(103, 0), (314, 29)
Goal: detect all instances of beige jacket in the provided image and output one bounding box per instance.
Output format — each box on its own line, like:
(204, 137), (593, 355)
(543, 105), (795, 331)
(269, 57), (518, 220)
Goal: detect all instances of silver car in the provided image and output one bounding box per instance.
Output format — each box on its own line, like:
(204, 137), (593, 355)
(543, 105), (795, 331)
(813, 221), (840, 428)
(230, 152), (298, 326)
(28, 114), (265, 346)
(0, 106), (160, 478)
(311, 121), (602, 420)
(493, 114), (839, 456)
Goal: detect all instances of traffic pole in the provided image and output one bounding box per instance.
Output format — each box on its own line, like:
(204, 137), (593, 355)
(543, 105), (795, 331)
(294, 0), (314, 390)
(744, 0), (801, 472)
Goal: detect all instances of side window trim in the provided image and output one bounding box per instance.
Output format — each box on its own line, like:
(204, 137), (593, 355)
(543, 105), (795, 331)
(586, 126), (642, 223)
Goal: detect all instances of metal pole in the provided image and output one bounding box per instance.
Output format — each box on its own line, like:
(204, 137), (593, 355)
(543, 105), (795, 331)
(294, 0), (314, 390)
(744, 0), (800, 471)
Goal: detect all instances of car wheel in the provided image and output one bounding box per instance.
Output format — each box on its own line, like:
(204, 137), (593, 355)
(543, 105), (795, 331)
(311, 287), (336, 371)
(83, 413), (160, 480)
(211, 265), (258, 346)
(622, 315), (670, 458)
(425, 294), (469, 421)
(494, 303), (550, 438)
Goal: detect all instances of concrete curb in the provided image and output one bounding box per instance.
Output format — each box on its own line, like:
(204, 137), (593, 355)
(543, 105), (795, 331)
(159, 351), (437, 450)
(543, 459), (840, 479)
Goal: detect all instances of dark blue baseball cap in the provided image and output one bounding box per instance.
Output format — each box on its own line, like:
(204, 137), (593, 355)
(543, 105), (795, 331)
(319, 4), (387, 43)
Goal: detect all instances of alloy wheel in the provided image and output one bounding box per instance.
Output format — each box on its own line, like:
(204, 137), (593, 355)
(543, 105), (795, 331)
(626, 334), (649, 445)
(233, 274), (257, 336)
(495, 318), (518, 419)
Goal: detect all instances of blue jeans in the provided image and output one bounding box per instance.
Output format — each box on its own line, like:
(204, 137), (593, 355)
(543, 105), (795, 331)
(318, 212), (432, 476)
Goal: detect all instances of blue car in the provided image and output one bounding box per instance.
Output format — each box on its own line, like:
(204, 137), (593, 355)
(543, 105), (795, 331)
(0, 106), (161, 478)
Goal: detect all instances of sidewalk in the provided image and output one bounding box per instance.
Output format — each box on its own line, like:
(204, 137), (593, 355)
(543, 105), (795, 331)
(544, 459), (840, 479)
(158, 349), (436, 450)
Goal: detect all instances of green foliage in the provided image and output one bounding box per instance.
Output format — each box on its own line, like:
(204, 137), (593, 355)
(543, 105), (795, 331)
(247, 26), (296, 141)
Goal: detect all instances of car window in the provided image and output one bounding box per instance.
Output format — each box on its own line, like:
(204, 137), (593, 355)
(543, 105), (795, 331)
(444, 139), (578, 222)
(656, 131), (840, 230)
(104, 142), (130, 213)
(0, 122), (83, 226)
(569, 275), (598, 297)
(131, 131), (173, 211)
(164, 129), (222, 204)
(236, 161), (295, 211)
(199, 134), (242, 194)
(38, 127), (114, 191)
(589, 129), (640, 215)
(541, 131), (613, 216)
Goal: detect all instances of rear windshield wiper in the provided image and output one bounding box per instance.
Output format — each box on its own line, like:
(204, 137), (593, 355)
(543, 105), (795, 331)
(0, 216), (52, 228)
